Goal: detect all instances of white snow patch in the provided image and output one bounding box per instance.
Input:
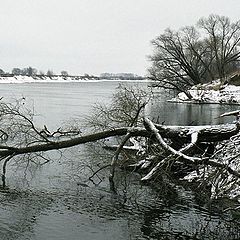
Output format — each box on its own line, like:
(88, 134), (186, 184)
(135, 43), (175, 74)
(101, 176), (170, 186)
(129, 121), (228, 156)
(0, 75), (149, 84)
(170, 81), (240, 105)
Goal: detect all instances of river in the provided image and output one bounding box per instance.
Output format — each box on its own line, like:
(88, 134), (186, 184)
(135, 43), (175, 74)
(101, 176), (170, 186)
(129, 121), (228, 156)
(0, 81), (239, 240)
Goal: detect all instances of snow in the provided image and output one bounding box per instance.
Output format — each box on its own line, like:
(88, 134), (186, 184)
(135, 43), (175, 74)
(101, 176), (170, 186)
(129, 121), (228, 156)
(170, 81), (240, 105)
(220, 110), (240, 117)
(0, 75), (148, 84)
(0, 75), (90, 83)
(182, 170), (202, 181)
(181, 137), (240, 202)
(158, 123), (238, 133)
(128, 159), (151, 169)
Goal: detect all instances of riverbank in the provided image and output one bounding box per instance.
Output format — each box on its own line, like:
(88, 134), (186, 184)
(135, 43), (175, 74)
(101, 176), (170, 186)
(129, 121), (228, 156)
(169, 80), (240, 105)
(0, 75), (148, 84)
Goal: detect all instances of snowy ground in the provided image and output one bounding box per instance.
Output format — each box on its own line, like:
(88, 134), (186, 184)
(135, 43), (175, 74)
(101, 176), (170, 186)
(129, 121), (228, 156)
(0, 75), (148, 83)
(170, 81), (240, 105)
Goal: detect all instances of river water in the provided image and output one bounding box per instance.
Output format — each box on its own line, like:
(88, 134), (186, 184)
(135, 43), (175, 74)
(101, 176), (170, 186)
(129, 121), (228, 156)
(0, 81), (239, 240)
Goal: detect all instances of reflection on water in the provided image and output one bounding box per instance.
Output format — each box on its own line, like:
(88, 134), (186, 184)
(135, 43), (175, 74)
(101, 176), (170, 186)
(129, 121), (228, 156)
(0, 82), (240, 239)
(149, 94), (239, 125)
(1, 172), (240, 239)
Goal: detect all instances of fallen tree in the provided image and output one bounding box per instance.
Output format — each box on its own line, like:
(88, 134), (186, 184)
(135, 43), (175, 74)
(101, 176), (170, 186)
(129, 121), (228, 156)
(141, 117), (240, 181)
(1, 115), (239, 191)
(149, 121), (240, 142)
(1, 87), (240, 203)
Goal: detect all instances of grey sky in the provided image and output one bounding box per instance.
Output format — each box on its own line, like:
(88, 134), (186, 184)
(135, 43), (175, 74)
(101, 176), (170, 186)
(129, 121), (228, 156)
(0, 0), (239, 76)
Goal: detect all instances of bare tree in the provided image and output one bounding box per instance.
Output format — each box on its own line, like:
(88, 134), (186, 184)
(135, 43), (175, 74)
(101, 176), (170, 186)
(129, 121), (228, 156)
(21, 66), (38, 76)
(148, 26), (217, 98)
(12, 68), (22, 75)
(198, 15), (240, 81)
(0, 69), (5, 75)
(61, 70), (69, 76)
(46, 70), (54, 76)
(149, 15), (240, 95)
(86, 84), (151, 130)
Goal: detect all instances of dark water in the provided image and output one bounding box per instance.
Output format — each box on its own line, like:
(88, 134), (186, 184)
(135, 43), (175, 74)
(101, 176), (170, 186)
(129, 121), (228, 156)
(0, 81), (239, 240)
(148, 90), (239, 126)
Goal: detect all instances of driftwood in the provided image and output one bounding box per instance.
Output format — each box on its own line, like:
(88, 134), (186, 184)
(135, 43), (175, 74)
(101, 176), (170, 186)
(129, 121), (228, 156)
(1, 108), (240, 190)
(0, 115), (238, 159)
(0, 128), (148, 158)
(99, 114), (240, 184)
(150, 122), (240, 142)
(0, 127), (148, 188)
(141, 117), (240, 181)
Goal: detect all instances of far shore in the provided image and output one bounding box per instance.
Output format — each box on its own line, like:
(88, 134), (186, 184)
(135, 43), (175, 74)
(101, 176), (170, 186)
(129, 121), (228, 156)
(0, 75), (148, 84)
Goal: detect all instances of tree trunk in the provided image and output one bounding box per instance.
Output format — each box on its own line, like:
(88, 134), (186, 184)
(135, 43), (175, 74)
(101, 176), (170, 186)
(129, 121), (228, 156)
(149, 122), (240, 142)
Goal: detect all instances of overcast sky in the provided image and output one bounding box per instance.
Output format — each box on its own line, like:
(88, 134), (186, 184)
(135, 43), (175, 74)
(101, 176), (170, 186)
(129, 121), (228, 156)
(0, 0), (240, 76)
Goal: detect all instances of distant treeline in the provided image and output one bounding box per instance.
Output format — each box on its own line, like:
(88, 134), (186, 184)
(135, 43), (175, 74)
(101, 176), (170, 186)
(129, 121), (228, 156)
(0, 67), (145, 80)
(0, 73), (99, 80)
(0, 67), (86, 78)
(100, 72), (145, 80)
(0, 67), (100, 80)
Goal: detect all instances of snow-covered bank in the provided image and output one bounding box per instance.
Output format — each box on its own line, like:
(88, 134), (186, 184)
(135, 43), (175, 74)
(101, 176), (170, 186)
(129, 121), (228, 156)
(0, 75), (94, 83)
(0, 75), (148, 84)
(170, 81), (240, 105)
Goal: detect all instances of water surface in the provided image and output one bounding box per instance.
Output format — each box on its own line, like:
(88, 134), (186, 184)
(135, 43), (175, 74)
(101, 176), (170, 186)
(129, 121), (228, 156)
(0, 81), (239, 240)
